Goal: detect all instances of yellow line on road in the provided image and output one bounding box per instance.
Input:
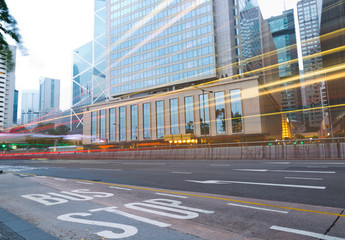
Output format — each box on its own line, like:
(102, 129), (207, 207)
(74, 179), (345, 218)
(4, 172), (37, 176)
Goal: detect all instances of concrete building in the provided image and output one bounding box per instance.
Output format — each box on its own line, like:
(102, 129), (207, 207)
(267, 9), (303, 129)
(0, 45), (17, 131)
(320, 0), (345, 136)
(297, 0), (328, 130)
(71, 0), (106, 133)
(82, 0), (282, 144)
(39, 77), (60, 115)
(21, 90), (40, 125)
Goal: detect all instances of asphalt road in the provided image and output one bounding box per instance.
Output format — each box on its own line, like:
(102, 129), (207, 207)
(0, 158), (345, 239)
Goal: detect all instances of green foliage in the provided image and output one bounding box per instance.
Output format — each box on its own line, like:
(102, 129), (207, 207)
(294, 134), (305, 139)
(54, 125), (70, 135)
(0, 0), (24, 71)
(34, 122), (70, 135)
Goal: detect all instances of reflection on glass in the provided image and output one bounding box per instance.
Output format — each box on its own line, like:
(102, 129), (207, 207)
(143, 103), (151, 139)
(156, 101), (164, 138)
(91, 111), (97, 142)
(199, 94), (209, 135)
(230, 89), (243, 133)
(109, 108), (115, 142)
(120, 106), (126, 141)
(170, 99), (179, 135)
(100, 110), (105, 141)
(131, 105), (138, 140)
(215, 91), (226, 134)
(185, 96), (194, 134)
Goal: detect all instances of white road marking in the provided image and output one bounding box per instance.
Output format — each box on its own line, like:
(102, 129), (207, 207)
(54, 178), (67, 181)
(123, 163), (166, 165)
(186, 180), (326, 189)
(227, 203), (288, 214)
(19, 174), (28, 177)
(284, 177), (323, 181)
(270, 225), (345, 240)
(35, 176), (47, 178)
(307, 166), (328, 168)
(80, 168), (122, 171)
(109, 186), (132, 191)
(234, 169), (335, 174)
(77, 181), (93, 185)
(296, 162), (345, 165)
(155, 193), (187, 199)
(265, 162), (290, 164)
(210, 164), (230, 167)
(171, 172), (192, 174)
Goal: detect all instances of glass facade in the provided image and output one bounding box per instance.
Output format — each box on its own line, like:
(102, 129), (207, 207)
(230, 89), (243, 133)
(119, 106), (126, 141)
(143, 103), (151, 139)
(170, 99), (179, 135)
(184, 96), (194, 134)
(91, 111), (97, 142)
(131, 105), (138, 140)
(109, 0), (216, 96)
(100, 109), (106, 141)
(215, 91), (226, 134)
(199, 93), (210, 135)
(156, 101), (164, 138)
(109, 108), (115, 142)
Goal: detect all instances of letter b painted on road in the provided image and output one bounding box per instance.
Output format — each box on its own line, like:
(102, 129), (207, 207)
(21, 194), (68, 206)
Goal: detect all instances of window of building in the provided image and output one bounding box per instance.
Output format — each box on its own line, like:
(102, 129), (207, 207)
(91, 112), (97, 142)
(184, 96), (194, 134)
(230, 89), (243, 133)
(119, 106), (126, 141)
(170, 99), (179, 135)
(199, 93), (210, 135)
(143, 103), (151, 139)
(109, 108), (115, 142)
(100, 110), (106, 141)
(131, 105), (138, 140)
(215, 91), (226, 134)
(156, 101), (164, 138)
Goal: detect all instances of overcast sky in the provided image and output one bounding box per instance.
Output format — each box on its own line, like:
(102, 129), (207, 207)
(6, 0), (299, 114)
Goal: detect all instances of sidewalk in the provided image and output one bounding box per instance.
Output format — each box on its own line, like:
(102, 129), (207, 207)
(0, 207), (58, 240)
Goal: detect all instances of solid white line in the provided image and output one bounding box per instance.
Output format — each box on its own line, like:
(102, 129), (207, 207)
(296, 163), (345, 165)
(123, 163), (166, 165)
(54, 178), (67, 181)
(307, 166), (328, 168)
(227, 203), (288, 214)
(171, 172), (192, 174)
(265, 162), (290, 164)
(210, 164), (230, 167)
(155, 193), (187, 199)
(285, 177), (323, 181)
(109, 186), (132, 191)
(270, 225), (345, 240)
(235, 169), (335, 174)
(77, 181), (93, 185)
(186, 180), (326, 189)
(271, 170), (335, 174)
(35, 176), (47, 178)
(80, 168), (122, 171)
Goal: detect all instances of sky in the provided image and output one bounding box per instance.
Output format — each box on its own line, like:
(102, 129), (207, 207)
(5, 0), (299, 115)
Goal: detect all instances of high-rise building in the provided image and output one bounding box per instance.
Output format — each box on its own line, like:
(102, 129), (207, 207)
(0, 45), (17, 131)
(21, 90), (40, 125)
(297, 0), (328, 130)
(320, 0), (345, 135)
(39, 77), (60, 115)
(71, 0), (106, 133)
(267, 9), (302, 128)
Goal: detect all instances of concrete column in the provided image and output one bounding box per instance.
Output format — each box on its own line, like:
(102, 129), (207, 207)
(179, 96), (185, 134)
(209, 92), (217, 136)
(164, 99), (170, 135)
(194, 93), (201, 137)
(138, 103), (143, 141)
(151, 101), (157, 140)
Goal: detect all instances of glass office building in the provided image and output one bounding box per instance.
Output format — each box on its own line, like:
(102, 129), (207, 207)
(107, 0), (217, 97)
(72, 0), (106, 133)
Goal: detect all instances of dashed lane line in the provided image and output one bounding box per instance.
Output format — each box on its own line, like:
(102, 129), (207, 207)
(284, 177), (323, 181)
(227, 203), (288, 214)
(155, 193), (188, 199)
(109, 186), (132, 191)
(171, 172), (192, 174)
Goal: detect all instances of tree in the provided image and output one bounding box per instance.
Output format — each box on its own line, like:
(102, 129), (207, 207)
(34, 122), (56, 135)
(0, 0), (24, 70)
(54, 125), (70, 135)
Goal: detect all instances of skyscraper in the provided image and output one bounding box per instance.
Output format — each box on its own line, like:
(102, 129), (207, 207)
(21, 90), (40, 125)
(72, 0), (106, 133)
(267, 9), (302, 128)
(0, 45), (17, 131)
(297, 0), (328, 130)
(39, 77), (60, 115)
(320, 0), (345, 135)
